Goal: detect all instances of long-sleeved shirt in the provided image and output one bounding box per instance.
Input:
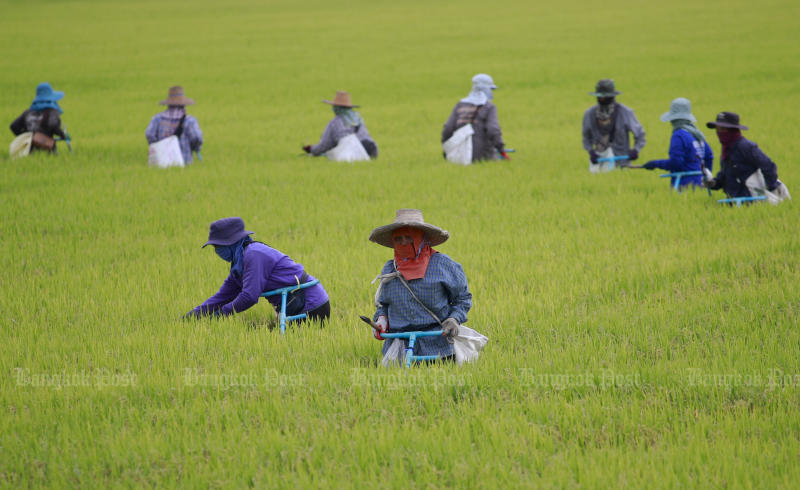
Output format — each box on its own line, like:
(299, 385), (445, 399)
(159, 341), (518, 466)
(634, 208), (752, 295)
(310, 116), (378, 157)
(192, 242), (328, 317)
(441, 102), (504, 161)
(646, 129), (714, 187)
(374, 253), (471, 330)
(10, 109), (66, 139)
(709, 137), (779, 198)
(582, 103), (646, 155)
(145, 111), (203, 163)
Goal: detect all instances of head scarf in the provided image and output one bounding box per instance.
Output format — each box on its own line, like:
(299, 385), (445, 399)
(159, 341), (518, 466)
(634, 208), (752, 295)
(392, 226), (436, 280)
(333, 106), (362, 127)
(717, 128), (742, 162)
(30, 99), (63, 114)
(461, 76), (495, 106)
(671, 119), (706, 145)
(215, 236), (252, 278)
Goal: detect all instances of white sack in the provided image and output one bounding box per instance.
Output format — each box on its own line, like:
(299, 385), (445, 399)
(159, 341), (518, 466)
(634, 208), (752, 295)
(325, 133), (370, 162)
(443, 124), (474, 165)
(148, 135), (185, 168)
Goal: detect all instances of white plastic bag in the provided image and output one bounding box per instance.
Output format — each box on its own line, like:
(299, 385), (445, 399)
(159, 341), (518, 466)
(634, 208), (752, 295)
(453, 326), (488, 365)
(745, 170), (790, 205)
(589, 147), (615, 173)
(443, 124), (474, 165)
(381, 339), (405, 367)
(9, 132), (33, 160)
(148, 135), (185, 168)
(325, 133), (370, 162)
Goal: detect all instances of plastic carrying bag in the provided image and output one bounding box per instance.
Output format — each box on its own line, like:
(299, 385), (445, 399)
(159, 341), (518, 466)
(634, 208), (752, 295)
(9, 132), (33, 159)
(325, 133), (370, 162)
(745, 170), (791, 205)
(589, 147), (615, 173)
(148, 135), (184, 168)
(453, 325), (488, 365)
(443, 124), (474, 165)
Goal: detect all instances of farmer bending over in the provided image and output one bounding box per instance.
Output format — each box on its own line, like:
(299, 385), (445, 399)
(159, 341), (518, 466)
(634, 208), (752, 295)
(370, 209), (472, 363)
(146, 86), (203, 164)
(10, 82), (69, 156)
(302, 91), (378, 160)
(185, 217), (330, 323)
(704, 112), (790, 203)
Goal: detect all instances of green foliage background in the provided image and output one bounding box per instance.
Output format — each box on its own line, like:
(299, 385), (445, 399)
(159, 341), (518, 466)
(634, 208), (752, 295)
(1, 0), (799, 487)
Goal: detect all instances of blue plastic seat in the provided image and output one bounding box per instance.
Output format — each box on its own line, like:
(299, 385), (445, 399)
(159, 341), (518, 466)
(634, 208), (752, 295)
(379, 330), (445, 367)
(260, 279), (319, 333)
(659, 171), (711, 194)
(717, 196), (767, 207)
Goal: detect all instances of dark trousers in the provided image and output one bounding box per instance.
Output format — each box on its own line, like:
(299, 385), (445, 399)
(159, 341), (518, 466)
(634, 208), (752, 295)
(304, 301), (330, 324)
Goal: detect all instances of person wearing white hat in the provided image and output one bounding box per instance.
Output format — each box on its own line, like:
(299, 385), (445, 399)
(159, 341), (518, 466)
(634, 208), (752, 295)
(641, 97), (714, 189)
(368, 209), (472, 362)
(442, 74), (509, 162)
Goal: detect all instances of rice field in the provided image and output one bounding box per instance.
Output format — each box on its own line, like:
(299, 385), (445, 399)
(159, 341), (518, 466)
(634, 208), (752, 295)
(1, 0), (799, 487)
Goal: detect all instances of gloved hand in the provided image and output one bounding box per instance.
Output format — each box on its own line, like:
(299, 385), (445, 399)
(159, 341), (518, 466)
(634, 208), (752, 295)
(589, 150), (598, 164)
(302, 145), (312, 154)
(441, 318), (459, 341)
(704, 178), (717, 188)
(373, 316), (388, 340)
(500, 150), (511, 160)
(642, 161), (658, 170)
(628, 149), (639, 161)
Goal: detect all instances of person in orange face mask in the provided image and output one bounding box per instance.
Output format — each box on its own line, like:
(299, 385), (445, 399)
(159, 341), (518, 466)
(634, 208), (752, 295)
(369, 209), (472, 363)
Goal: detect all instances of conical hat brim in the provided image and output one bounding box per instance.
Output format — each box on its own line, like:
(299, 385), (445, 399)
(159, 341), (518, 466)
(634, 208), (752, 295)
(369, 222), (449, 248)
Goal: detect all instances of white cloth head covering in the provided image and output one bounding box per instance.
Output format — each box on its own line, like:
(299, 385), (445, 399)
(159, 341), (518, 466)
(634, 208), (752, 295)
(460, 74), (497, 105)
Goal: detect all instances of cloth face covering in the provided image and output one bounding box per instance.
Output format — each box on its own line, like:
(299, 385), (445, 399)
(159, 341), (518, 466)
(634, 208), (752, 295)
(461, 81), (494, 106)
(333, 106), (362, 127)
(595, 100), (617, 151)
(717, 129), (742, 161)
(215, 236), (252, 278)
(392, 227), (435, 280)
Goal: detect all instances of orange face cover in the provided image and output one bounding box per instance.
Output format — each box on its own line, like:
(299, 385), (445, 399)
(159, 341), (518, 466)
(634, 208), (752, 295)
(392, 227), (435, 280)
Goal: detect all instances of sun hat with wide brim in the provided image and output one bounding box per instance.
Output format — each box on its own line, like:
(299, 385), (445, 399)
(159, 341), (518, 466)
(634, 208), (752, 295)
(706, 111), (749, 130)
(322, 91), (359, 108)
(202, 217), (254, 248)
(588, 78), (622, 97)
(369, 209), (449, 248)
(32, 82), (64, 104)
(160, 86), (195, 106)
(660, 97), (697, 122)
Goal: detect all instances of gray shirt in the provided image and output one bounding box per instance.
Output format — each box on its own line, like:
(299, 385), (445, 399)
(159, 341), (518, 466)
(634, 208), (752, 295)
(582, 102), (646, 154)
(310, 116), (377, 157)
(442, 101), (504, 161)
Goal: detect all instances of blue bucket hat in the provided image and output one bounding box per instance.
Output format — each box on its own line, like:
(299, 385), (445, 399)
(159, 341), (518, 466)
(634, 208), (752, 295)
(202, 217), (254, 248)
(33, 82), (64, 103)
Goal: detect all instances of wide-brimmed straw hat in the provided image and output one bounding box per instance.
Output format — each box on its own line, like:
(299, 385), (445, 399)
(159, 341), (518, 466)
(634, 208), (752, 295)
(589, 79), (621, 97)
(202, 217), (253, 248)
(33, 82), (64, 103)
(322, 91), (359, 108)
(706, 111), (749, 130)
(160, 86), (195, 106)
(660, 97), (696, 122)
(369, 209), (449, 248)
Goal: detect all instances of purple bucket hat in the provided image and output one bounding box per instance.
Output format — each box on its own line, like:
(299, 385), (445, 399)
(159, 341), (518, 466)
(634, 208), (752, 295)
(202, 217), (254, 248)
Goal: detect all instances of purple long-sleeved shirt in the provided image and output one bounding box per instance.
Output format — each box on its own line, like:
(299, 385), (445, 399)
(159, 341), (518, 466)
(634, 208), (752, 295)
(192, 242), (328, 317)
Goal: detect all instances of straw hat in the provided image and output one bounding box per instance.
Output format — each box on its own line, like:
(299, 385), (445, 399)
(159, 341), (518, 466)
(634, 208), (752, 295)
(660, 97), (696, 122)
(160, 86), (195, 106)
(322, 91), (359, 108)
(369, 209), (449, 248)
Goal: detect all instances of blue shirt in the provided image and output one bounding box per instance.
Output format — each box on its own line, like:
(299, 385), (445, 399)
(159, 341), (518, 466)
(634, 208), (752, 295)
(647, 129), (714, 187)
(374, 253), (471, 329)
(145, 110), (203, 163)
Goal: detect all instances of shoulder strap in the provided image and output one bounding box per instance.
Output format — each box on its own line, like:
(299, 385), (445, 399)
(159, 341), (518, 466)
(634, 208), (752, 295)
(174, 115), (187, 138)
(395, 273), (443, 326)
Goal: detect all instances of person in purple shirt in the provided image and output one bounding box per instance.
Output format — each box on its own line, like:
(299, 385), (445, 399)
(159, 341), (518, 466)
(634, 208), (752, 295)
(185, 217), (330, 323)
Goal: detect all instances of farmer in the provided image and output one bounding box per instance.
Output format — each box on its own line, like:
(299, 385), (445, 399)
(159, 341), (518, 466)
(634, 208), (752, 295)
(370, 209), (472, 363)
(441, 73), (509, 162)
(641, 98), (713, 188)
(582, 79), (646, 170)
(9, 82), (69, 155)
(185, 217), (330, 323)
(704, 112), (790, 202)
(302, 91), (378, 159)
(145, 86), (203, 163)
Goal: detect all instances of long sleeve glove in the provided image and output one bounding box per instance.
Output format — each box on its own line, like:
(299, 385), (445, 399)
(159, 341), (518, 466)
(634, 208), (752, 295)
(373, 315), (388, 340)
(589, 150), (598, 164)
(441, 317), (460, 341)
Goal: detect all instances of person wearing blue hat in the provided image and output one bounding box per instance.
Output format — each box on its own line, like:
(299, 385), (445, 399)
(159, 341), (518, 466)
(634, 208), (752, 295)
(640, 97), (714, 189)
(185, 217), (330, 324)
(10, 82), (69, 153)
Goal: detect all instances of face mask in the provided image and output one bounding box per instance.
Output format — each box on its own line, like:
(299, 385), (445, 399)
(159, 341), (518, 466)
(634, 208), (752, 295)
(215, 246), (233, 262)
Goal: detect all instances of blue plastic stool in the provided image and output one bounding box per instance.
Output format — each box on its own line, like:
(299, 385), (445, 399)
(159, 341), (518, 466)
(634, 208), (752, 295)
(717, 196), (767, 207)
(380, 330), (445, 368)
(659, 171), (711, 195)
(260, 279), (319, 333)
